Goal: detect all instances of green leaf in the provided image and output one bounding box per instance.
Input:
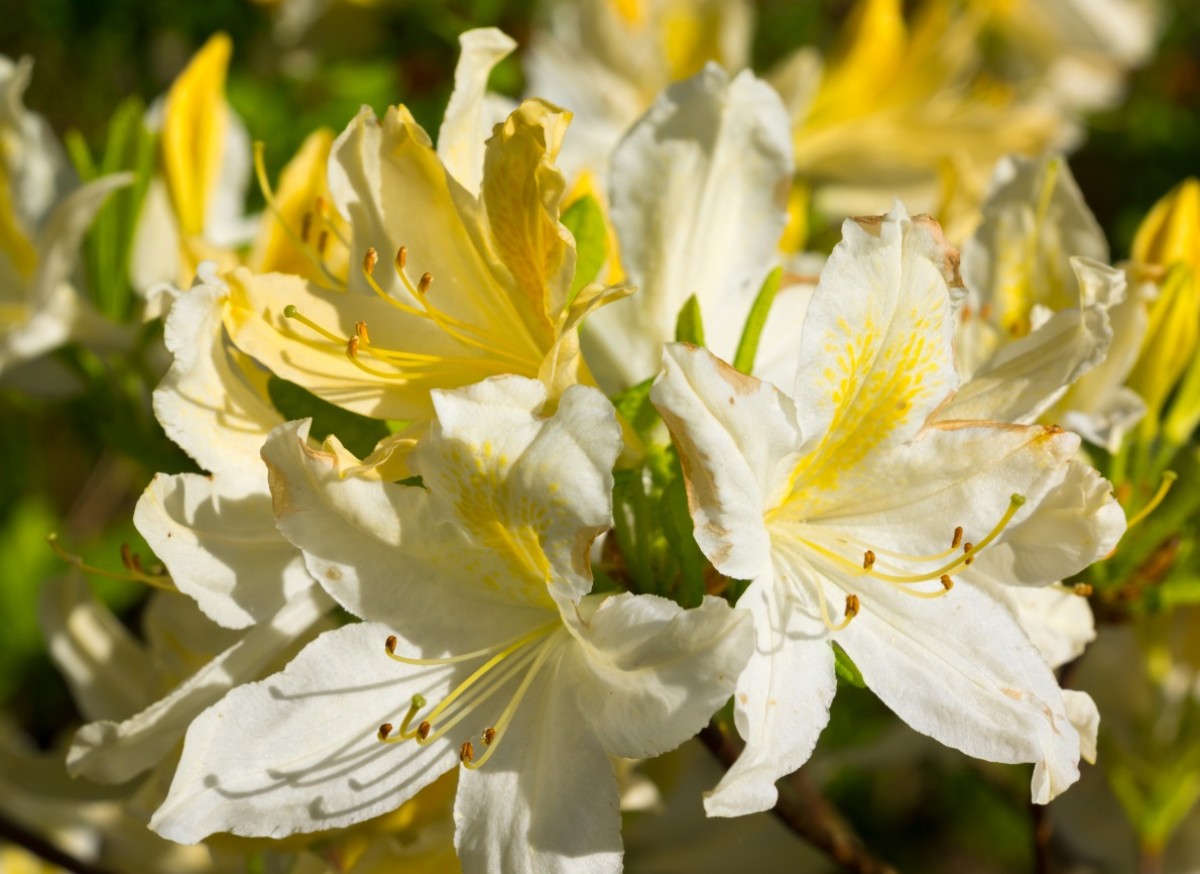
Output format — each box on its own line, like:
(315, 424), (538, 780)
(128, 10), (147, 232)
(832, 642), (866, 688)
(267, 376), (391, 459)
(561, 194), (607, 303)
(674, 294), (706, 346)
(662, 466), (706, 608)
(732, 267), (782, 374)
(611, 375), (660, 439)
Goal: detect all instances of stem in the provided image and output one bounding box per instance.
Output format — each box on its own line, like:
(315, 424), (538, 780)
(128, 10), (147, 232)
(1031, 801), (1053, 874)
(0, 811), (116, 874)
(1138, 845), (1164, 874)
(699, 722), (897, 874)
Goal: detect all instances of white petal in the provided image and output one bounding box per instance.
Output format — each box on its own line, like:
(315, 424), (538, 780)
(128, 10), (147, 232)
(790, 204), (960, 451)
(262, 417), (554, 647)
(153, 277), (282, 490)
(68, 585), (332, 784)
(1000, 584), (1096, 670)
(151, 622), (464, 843)
(1063, 690), (1099, 764)
(650, 344), (801, 580)
(454, 654), (622, 874)
(945, 258), (1127, 423)
(838, 582), (1086, 803)
(134, 472), (313, 629)
(565, 593), (752, 759)
(38, 575), (155, 722)
(703, 577), (836, 817)
(969, 459), (1124, 586)
(422, 377), (622, 606)
(584, 64), (793, 390)
(437, 28), (518, 196)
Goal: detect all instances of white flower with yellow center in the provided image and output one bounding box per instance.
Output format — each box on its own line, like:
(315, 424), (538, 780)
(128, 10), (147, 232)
(150, 376), (752, 873)
(651, 203), (1125, 817)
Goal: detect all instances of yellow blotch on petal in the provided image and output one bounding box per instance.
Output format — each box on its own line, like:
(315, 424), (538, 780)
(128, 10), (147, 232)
(0, 165), (37, 280)
(162, 33), (232, 239)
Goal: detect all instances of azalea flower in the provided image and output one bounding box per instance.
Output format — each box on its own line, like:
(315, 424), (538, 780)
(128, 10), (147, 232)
(131, 33), (256, 302)
(651, 203), (1125, 817)
(579, 63), (794, 392)
(525, 0), (753, 184)
(150, 376), (752, 873)
(0, 55), (129, 380)
(944, 154), (1138, 450)
(224, 80), (629, 424)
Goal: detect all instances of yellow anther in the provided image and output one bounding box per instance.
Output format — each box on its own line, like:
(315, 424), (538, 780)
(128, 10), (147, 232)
(460, 741), (475, 765)
(364, 247), (379, 275)
(347, 335), (361, 358)
(1073, 583), (1094, 597)
(418, 272), (433, 294)
(863, 550), (876, 570)
(356, 320), (371, 343)
(940, 574), (953, 591)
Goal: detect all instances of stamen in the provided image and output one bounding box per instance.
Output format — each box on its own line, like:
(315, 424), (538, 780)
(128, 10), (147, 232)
(863, 550), (875, 570)
(317, 230), (330, 257)
(940, 574), (953, 591)
(483, 727), (496, 746)
(396, 246), (407, 270)
(47, 534), (175, 591)
(356, 320), (370, 343)
(283, 305), (345, 344)
(364, 247), (379, 275)
(1125, 471), (1177, 532)
(417, 721), (431, 741)
(385, 622), (557, 667)
(462, 639), (558, 770)
(460, 741), (474, 765)
(301, 212), (313, 243)
(844, 593), (860, 619)
(952, 526), (963, 549)
(419, 272), (433, 294)
(1073, 583), (1093, 597)
(385, 635), (397, 655)
(378, 723), (393, 741)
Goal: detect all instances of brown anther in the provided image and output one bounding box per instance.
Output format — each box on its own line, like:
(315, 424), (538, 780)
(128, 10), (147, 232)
(963, 542), (973, 553)
(347, 335), (360, 358)
(317, 229), (330, 256)
(120, 542), (144, 573)
(418, 272), (433, 294)
(396, 245), (408, 270)
(483, 727), (497, 746)
(940, 574), (954, 591)
(964, 555), (974, 566)
(960, 304), (972, 323)
(355, 320), (370, 344)
(385, 635), (397, 655)
(1073, 583), (1094, 597)
(844, 593), (860, 619)
(979, 303), (994, 321)
(378, 723), (393, 741)
(863, 550), (876, 570)
(952, 526), (964, 549)
(363, 247), (379, 275)
(300, 212), (313, 243)
(417, 721), (431, 741)
(460, 741), (474, 765)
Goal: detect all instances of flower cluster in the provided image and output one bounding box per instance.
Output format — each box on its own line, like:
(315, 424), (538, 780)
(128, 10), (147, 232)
(7, 0), (1200, 871)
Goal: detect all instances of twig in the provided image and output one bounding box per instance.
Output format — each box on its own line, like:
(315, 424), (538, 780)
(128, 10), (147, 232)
(698, 722), (897, 874)
(0, 811), (116, 874)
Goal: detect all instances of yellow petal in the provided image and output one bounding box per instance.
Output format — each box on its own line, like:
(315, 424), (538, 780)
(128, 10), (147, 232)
(1133, 177), (1200, 274)
(163, 33), (232, 239)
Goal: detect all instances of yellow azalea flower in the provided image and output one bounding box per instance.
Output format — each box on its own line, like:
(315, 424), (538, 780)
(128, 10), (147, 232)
(1127, 179), (1200, 441)
(224, 97), (630, 423)
(131, 33), (254, 299)
(780, 0), (1066, 218)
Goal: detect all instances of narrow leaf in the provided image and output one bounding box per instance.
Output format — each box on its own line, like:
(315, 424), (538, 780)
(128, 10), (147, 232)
(732, 266), (782, 374)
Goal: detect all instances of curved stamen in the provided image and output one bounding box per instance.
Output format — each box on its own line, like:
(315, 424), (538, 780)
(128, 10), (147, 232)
(47, 534), (175, 591)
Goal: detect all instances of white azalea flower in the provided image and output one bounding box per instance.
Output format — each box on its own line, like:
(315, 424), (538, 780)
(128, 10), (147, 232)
(0, 55), (128, 379)
(580, 63), (794, 392)
(650, 203), (1125, 817)
(944, 155), (1140, 450)
(151, 376), (752, 874)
